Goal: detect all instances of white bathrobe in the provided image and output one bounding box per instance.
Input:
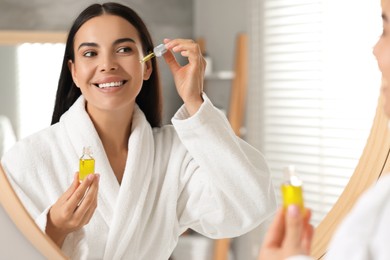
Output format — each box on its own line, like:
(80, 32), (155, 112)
(1, 94), (276, 260)
(325, 173), (390, 259)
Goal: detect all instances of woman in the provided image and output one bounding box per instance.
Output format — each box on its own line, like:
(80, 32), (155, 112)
(1, 2), (276, 259)
(258, 0), (390, 259)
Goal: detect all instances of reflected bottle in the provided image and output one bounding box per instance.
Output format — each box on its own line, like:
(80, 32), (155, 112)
(79, 146), (95, 182)
(281, 165), (304, 212)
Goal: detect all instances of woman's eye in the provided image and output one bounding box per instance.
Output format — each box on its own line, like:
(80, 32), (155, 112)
(117, 47), (132, 53)
(83, 51), (97, 57)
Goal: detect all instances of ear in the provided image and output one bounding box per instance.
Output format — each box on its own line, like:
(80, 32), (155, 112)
(143, 60), (153, 80)
(68, 60), (80, 88)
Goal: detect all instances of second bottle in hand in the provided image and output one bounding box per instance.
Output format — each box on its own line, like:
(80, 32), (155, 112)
(281, 165), (305, 212)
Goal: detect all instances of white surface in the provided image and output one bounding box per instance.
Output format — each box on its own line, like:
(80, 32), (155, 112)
(171, 235), (215, 260)
(0, 203), (44, 259)
(205, 71), (235, 80)
(0, 115), (16, 157)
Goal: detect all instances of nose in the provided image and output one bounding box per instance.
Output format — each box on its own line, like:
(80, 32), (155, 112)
(99, 54), (118, 72)
(373, 37), (381, 60)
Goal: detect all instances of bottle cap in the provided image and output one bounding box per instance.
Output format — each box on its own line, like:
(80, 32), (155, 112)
(283, 165), (302, 186)
(83, 146), (93, 156)
(154, 44), (168, 57)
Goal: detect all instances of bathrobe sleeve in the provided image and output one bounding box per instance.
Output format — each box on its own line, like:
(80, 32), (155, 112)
(171, 93), (277, 238)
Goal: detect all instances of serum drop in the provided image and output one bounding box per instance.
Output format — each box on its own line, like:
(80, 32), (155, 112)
(79, 146), (95, 182)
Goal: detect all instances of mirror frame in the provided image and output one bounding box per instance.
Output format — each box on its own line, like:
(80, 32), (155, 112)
(311, 94), (390, 258)
(0, 31), (389, 259)
(0, 30), (67, 44)
(0, 164), (67, 259)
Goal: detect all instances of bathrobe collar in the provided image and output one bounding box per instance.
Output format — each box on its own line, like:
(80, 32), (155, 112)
(60, 95), (155, 258)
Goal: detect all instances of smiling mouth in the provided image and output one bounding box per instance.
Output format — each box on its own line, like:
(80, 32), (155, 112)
(94, 80), (127, 89)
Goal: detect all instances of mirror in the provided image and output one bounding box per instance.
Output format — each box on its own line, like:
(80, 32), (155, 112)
(1, 30), (390, 260)
(0, 164), (66, 259)
(311, 94), (390, 258)
(0, 2), (388, 259)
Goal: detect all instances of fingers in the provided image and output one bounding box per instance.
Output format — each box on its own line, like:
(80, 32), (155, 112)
(162, 48), (180, 73)
(164, 38), (204, 66)
(47, 173), (100, 242)
(259, 206), (313, 259)
(162, 38), (205, 112)
(284, 206), (314, 256)
(302, 209), (314, 254)
(67, 174), (97, 212)
(166, 39), (199, 56)
(285, 205), (303, 248)
(60, 172), (80, 202)
(302, 224), (314, 254)
(74, 174), (100, 223)
(261, 208), (286, 248)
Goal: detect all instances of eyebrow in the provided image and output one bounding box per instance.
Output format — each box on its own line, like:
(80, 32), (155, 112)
(114, 38), (135, 45)
(78, 42), (98, 50)
(77, 38), (136, 50)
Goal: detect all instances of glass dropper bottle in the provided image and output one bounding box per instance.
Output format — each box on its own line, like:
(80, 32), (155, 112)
(281, 165), (305, 212)
(79, 146), (95, 182)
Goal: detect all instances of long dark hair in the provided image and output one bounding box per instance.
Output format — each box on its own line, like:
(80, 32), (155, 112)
(51, 2), (162, 127)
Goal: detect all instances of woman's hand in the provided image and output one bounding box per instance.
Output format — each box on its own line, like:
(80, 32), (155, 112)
(258, 205), (314, 260)
(46, 172), (100, 247)
(162, 38), (206, 116)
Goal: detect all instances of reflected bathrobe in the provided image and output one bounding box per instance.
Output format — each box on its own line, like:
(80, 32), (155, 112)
(325, 173), (390, 260)
(1, 94), (276, 260)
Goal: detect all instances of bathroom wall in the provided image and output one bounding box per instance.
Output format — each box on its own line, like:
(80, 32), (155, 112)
(0, 47), (17, 131)
(193, 0), (249, 125)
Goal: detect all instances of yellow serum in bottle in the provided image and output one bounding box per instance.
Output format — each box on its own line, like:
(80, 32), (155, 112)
(79, 146), (95, 182)
(281, 165), (304, 212)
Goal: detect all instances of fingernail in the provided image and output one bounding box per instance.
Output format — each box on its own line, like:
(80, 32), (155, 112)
(96, 174), (100, 181)
(88, 174), (94, 181)
(288, 205), (299, 217)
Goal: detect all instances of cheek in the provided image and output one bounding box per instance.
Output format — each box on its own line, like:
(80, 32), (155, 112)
(124, 60), (146, 79)
(74, 63), (94, 83)
(377, 42), (390, 73)
(128, 58), (144, 71)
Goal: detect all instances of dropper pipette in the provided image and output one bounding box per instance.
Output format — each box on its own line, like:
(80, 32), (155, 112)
(140, 44), (168, 63)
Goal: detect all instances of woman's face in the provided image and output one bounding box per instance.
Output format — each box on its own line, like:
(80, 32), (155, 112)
(374, 1), (390, 117)
(69, 14), (152, 115)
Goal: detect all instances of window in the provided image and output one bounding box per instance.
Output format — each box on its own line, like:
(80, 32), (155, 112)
(247, 0), (382, 225)
(17, 43), (65, 139)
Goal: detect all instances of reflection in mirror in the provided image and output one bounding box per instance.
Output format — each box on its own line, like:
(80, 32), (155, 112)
(247, 0), (382, 226)
(0, 43), (64, 139)
(0, 30), (66, 140)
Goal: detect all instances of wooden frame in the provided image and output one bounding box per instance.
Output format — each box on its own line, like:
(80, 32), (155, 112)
(311, 94), (390, 258)
(311, 0), (389, 256)
(0, 165), (67, 259)
(0, 30), (389, 259)
(0, 31), (67, 45)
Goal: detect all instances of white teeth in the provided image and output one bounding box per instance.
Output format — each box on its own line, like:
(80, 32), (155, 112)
(97, 81), (124, 88)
